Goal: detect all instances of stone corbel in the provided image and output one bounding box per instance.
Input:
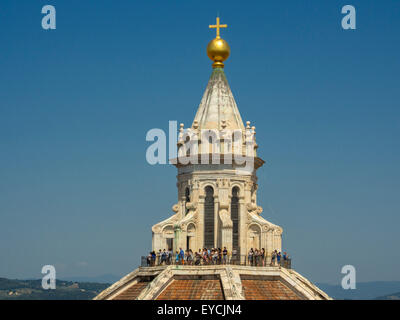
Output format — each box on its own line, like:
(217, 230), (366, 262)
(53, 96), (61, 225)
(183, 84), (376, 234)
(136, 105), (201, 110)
(186, 202), (197, 215)
(192, 179), (199, 190)
(219, 211), (233, 229)
(152, 226), (162, 234)
(262, 225), (270, 232)
(246, 202), (257, 214)
(172, 204), (179, 214)
(274, 226), (283, 236)
(219, 207), (233, 228)
(244, 181), (253, 191)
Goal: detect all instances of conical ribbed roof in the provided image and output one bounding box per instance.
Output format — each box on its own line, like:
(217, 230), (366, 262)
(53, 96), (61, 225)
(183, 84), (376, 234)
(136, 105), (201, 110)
(192, 68), (245, 131)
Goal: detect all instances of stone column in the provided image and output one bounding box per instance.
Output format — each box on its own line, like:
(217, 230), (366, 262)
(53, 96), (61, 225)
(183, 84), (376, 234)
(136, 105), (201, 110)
(238, 199), (246, 264)
(266, 230), (273, 264)
(274, 229), (282, 252)
(180, 184), (186, 219)
(261, 230), (267, 250)
(216, 180), (233, 250)
(197, 196), (205, 249)
(152, 231), (163, 252)
(181, 225), (188, 251)
(261, 229), (268, 265)
(214, 195), (219, 248)
(191, 180), (200, 251)
(173, 225), (181, 253)
(218, 203), (233, 252)
(242, 180), (253, 264)
(221, 223), (233, 253)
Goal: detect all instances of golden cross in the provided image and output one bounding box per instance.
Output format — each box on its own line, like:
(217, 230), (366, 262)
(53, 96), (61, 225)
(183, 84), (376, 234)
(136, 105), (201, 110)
(209, 17), (227, 38)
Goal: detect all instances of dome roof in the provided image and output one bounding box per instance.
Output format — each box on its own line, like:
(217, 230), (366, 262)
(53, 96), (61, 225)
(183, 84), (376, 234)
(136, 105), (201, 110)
(94, 265), (331, 300)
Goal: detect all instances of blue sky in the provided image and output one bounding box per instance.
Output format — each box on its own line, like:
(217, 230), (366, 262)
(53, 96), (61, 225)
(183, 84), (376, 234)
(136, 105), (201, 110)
(0, 0), (399, 284)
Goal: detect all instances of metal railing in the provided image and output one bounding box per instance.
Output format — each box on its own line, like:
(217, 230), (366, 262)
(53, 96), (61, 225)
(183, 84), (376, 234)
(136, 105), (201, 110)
(141, 255), (291, 269)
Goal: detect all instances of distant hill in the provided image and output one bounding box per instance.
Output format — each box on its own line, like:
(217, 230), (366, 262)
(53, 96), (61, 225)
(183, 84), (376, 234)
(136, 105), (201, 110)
(0, 278), (110, 300)
(317, 281), (400, 300)
(376, 292), (400, 300)
(3, 277), (400, 300)
(61, 274), (121, 284)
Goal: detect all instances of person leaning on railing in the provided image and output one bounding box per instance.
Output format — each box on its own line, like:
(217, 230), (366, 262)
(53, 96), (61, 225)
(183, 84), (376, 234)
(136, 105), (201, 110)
(143, 247), (290, 268)
(261, 248), (265, 266)
(270, 250), (277, 266)
(222, 247), (228, 264)
(282, 252), (290, 268)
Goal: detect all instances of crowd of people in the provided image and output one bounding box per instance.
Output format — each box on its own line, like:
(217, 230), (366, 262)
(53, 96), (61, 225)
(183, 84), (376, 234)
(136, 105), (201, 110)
(145, 247), (290, 268)
(146, 247), (230, 266)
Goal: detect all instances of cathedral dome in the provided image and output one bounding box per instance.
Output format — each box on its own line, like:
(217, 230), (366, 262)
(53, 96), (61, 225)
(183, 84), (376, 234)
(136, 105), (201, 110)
(94, 17), (331, 302)
(94, 265), (331, 300)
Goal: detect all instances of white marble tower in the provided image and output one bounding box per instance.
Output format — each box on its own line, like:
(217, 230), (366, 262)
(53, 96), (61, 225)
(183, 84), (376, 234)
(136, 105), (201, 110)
(151, 18), (282, 263)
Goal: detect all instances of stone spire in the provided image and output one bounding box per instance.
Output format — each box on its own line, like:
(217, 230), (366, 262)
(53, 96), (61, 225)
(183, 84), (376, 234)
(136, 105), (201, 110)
(191, 68), (245, 131)
(191, 17), (245, 131)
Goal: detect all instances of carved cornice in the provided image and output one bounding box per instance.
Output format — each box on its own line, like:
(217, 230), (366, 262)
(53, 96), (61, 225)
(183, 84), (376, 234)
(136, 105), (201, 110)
(216, 178), (230, 188)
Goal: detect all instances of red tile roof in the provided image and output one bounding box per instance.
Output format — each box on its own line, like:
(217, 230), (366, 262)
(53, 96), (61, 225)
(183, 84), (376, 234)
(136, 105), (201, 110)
(113, 281), (149, 300)
(242, 279), (302, 300)
(156, 279), (224, 300)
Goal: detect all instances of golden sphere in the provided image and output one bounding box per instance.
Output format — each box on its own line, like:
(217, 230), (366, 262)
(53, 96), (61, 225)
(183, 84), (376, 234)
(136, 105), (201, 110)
(207, 38), (230, 64)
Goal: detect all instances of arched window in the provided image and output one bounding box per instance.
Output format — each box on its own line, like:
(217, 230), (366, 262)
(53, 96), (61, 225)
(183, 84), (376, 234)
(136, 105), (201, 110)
(231, 187), (240, 257)
(202, 130), (218, 155)
(185, 136), (191, 157)
(162, 225), (174, 252)
(185, 187), (190, 214)
(204, 186), (215, 248)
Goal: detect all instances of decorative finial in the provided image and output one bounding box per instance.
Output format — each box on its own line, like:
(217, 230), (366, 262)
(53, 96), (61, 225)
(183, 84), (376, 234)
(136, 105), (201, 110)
(209, 17), (227, 39)
(207, 17), (230, 69)
(178, 123), (185, 145)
